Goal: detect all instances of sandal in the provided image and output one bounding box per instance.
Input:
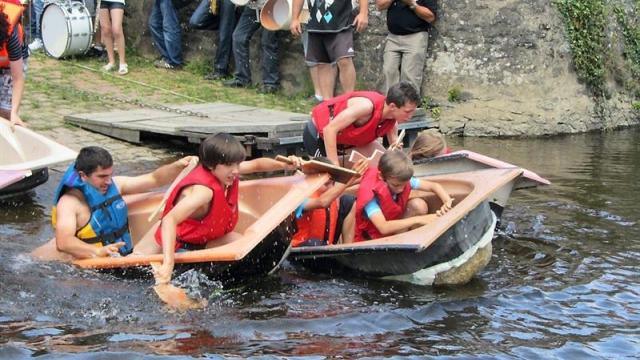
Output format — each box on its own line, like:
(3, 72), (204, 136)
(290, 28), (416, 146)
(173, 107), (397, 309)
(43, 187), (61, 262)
(102, 63), (115, 72)
(118, 64), (128, 75)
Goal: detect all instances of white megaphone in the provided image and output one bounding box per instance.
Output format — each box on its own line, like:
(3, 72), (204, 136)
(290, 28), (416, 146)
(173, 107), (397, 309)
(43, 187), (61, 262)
(260, 0), (310, 31)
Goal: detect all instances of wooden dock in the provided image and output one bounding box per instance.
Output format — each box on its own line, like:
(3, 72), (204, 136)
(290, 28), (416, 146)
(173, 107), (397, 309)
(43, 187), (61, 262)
(65, 102), (432, 156)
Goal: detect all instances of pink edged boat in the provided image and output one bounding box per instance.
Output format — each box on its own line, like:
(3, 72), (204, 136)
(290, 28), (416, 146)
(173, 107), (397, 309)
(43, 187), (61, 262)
(0, 121), (77, 197)
(412, 150), (550, 218)
(290, 168), (527, 286)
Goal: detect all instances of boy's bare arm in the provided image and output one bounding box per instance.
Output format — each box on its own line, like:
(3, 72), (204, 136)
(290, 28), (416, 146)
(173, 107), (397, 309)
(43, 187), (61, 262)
(55, 196), (124, 259)
(116, 156), (197, 195)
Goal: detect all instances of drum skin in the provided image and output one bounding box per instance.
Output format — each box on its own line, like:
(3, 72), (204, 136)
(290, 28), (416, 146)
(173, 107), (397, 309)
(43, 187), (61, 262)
(41, 1), (93, 58)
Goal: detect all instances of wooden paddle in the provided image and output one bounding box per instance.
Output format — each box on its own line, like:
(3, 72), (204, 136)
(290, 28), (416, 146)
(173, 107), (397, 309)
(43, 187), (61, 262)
(0, 119), (27, 161)
(275, 155), (360, 184)
(147, 157), (199, 223)
(347, 129), (407, 164)
(389, 129), (406, 150)
(150, 262), (207, 311)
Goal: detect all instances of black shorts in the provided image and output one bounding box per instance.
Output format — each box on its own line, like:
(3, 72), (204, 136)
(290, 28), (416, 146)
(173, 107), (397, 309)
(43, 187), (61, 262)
(100, 1), (125, 10)
(333, 195), (355, 243)
(305, 29), (355, 64)
(303, 120), (326, 158)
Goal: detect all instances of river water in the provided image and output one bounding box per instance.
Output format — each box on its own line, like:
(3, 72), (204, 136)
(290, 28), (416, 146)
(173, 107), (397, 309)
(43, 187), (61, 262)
(1, 129), (639, 358)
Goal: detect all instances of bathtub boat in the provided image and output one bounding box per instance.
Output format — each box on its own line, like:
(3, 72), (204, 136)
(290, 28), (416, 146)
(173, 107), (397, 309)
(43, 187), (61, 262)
(412, 150), (550, 218)
(0, 121), (77, 196)
(32, 173), (329, 283)
(289, 168), (524, 286)
(0, 169), (31, 190)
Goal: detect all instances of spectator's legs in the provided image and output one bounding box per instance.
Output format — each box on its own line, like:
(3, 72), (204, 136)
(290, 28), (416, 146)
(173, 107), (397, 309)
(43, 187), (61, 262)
(382, 34), (403, 94)
(30, 0), (44, 40)
(260, 29), (279, 86)
(99, 8), (116, 66)
(399, 32), (429, 97)
(336, 57), (355, 93)
(316, 64), (335, 99)
(109, 8), (126, 67)
(159, 0), (183, 66)
(189, 0), (216, 29)
(231, 8), (260, 85)
(149, 0), (182, 66)
(149, 1), (170, 62)
(214, 0), (238, 75)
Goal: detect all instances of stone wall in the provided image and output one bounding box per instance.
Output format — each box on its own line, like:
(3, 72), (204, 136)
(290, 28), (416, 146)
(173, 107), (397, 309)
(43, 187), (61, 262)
(122, 0), (639, 136)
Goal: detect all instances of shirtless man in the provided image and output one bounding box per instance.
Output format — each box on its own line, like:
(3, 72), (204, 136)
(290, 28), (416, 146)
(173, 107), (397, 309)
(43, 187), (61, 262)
(32, 146), (195, 261)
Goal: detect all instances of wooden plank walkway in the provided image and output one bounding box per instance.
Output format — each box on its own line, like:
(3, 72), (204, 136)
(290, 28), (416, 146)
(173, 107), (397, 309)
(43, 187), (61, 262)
(65, 102), (432, 156)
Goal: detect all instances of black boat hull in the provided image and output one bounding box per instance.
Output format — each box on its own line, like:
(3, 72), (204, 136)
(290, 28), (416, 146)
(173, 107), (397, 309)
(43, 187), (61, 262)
(290, 202), (494, 280)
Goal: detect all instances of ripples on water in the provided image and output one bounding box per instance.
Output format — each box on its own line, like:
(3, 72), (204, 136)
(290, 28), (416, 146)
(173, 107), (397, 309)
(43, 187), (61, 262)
(1, 130), (640, 358)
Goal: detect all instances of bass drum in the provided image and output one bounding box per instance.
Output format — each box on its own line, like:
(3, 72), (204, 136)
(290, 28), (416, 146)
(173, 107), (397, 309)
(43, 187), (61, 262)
(41, 1), (93, 59)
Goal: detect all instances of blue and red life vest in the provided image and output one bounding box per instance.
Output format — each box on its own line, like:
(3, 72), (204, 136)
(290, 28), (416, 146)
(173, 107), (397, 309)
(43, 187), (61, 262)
(292, 191), (338, 247)
(52, 163), (132, 256)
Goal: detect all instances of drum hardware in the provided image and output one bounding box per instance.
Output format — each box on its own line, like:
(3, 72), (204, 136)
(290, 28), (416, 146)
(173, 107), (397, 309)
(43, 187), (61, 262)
(41, 0), (93, 58)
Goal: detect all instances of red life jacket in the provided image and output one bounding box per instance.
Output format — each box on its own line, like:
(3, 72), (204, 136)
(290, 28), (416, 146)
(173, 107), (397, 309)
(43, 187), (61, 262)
(312, 91), (396, 147)
(292, 191), (338, 247)
(155, 164), (239, 249)
(354, 167), (411, 242)
(0, 1), (24, 69)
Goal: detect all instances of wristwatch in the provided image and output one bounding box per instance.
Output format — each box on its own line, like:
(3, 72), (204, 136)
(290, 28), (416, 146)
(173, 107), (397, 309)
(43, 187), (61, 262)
(409, 2), (417, 10)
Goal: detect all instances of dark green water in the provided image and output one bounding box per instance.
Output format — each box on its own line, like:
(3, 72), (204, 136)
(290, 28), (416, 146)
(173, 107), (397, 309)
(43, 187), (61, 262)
(1, 129), (638, 358)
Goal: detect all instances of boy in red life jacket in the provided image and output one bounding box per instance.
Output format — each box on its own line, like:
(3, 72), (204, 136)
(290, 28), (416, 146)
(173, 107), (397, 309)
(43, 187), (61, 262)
(133, 133), (302, 285)
(292, 158), (367, 247)
(303, 81), (420, 168)
(349, 150), (454, 243)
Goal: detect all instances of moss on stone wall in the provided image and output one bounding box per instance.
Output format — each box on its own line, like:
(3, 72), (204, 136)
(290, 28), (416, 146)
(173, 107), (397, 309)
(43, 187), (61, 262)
(613, 4), (640, 98)
(555, 0), (607, 96)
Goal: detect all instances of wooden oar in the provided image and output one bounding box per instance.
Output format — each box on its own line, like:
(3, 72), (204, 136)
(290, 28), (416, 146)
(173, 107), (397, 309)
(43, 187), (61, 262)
(147, 157), (199, 222)
(275, 155), (360, 184)
(149, 262), (207, 311)
(0, 119), (27, 161)
(347, 129), (407, 164)
(389, 129), (406, 150)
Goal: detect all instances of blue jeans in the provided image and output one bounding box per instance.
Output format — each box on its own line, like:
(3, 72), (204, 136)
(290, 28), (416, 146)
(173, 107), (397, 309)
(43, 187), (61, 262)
(149, 0), (183, 66)
(30, 0), (44, 39)
(231, 7), (279, 86)
(189, 0), (239, 75)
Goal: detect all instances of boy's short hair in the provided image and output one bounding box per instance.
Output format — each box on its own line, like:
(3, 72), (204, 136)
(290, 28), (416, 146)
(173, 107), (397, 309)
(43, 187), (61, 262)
(379, 150), (413, 182)
(410, 129), (446, 160)
(75, 146), (113, 175)
(199, 133), (246, 170)
(386, 81), (420, 108)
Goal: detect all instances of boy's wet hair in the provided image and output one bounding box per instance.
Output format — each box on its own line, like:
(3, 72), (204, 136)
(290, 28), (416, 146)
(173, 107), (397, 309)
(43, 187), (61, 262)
(410, 129), (446, 160)
(386, 81), (420, 108)
(379, 150), (413, 182)
(199, 133), (246, 169)
(75, 146), (113, 175)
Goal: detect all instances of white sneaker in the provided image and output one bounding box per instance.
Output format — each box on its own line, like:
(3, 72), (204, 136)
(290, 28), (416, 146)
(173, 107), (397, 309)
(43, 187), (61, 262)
(28, 38), (43, 52)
